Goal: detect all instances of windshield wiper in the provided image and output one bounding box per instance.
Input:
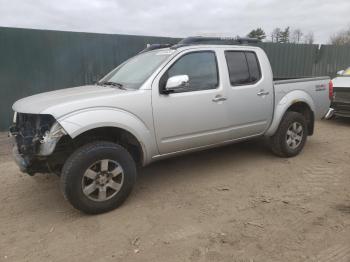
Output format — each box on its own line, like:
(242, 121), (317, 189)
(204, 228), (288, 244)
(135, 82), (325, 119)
(97, 81), (127, 90)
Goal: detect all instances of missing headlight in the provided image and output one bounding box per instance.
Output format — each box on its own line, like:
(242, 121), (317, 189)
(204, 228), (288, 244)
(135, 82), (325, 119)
(39, 122), (67, 156)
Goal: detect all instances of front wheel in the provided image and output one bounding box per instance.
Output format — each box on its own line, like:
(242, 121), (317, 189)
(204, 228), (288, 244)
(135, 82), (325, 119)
(270, 111), (308, 157)
(60, 141), (137, 214)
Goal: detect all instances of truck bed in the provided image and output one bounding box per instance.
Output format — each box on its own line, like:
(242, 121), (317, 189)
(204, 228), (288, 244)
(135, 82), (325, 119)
(273, 76), (330, 120)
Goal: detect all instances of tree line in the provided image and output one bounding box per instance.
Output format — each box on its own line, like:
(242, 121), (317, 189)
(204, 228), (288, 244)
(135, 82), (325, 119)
(247, 26), (350, 45)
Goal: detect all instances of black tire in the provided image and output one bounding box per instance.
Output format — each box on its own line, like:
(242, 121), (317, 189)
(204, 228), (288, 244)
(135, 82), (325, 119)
(60, 141), (137, 214)
(270, 111), (308, 157)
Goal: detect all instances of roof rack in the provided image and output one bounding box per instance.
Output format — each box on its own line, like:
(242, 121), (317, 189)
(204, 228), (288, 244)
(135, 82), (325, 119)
(140, 36), (260, 53)
(173, 36), (260, 48)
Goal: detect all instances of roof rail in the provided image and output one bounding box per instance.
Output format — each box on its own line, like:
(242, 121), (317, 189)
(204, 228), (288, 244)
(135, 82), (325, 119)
(139, 43), (173, 53)
(173, 36), (260, 48)
(139, 36), (261, 54)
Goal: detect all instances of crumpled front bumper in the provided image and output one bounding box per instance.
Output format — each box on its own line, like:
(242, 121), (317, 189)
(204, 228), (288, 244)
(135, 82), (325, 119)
(12, 145), (30, 173)
(9, 137), (53, 176)
(8, 131), (35, 174)
(9, 120), (67, 175)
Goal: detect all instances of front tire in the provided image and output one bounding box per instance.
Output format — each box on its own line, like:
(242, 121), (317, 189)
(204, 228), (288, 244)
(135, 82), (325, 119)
(270, 111), (308, 157)
(60, 141), (137, 214)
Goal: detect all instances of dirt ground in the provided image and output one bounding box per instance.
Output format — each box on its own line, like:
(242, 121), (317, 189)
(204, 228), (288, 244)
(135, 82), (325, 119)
(0, 119), (349, 262)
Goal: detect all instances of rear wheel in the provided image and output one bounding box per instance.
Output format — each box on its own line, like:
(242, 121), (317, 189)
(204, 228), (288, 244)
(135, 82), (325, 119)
(270, 111), (308, 157)
(60, 141), (137, 214)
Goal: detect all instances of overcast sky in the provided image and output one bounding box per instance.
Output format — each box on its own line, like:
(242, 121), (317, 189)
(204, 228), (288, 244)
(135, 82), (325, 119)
(0, 0), (349, 44)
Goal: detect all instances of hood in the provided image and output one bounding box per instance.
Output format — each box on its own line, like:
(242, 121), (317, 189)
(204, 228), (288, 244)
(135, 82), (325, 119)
(13, 85), (126, 116)
(332, 76), (350, 88)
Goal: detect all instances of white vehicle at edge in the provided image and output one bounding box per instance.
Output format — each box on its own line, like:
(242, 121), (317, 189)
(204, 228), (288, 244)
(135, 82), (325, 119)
(329, 67), (350, 118)
(10, 37), (331, 214)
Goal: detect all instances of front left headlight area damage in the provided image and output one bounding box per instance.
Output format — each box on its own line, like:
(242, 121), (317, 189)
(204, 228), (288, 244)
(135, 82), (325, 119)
(9, 113), (69, 175)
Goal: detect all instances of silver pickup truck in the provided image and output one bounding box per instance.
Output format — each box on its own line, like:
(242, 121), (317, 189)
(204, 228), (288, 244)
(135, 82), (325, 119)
(10, 37), (331, 214)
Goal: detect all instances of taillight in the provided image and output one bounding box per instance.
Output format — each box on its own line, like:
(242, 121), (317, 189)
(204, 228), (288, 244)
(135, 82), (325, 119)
(329, 80), (334, 100)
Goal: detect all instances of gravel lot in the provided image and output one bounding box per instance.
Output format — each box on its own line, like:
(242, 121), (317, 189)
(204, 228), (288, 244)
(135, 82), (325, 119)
(0, 119), (350, 262)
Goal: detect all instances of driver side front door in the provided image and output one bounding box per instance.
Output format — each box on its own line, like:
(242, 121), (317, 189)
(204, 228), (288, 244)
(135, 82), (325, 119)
(152, 50), (231, 154)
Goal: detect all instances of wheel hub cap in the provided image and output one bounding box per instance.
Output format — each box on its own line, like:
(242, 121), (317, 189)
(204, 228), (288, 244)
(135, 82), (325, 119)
(97, 174), (108, 185)
(81, 159), (124, 202)
(286, 122), (304, 150)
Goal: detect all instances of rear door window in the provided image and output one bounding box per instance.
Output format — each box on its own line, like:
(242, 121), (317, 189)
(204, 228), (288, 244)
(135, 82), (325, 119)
(225, 51), (261, 86)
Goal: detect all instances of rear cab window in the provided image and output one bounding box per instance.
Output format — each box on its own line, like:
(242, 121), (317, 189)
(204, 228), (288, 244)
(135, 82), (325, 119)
(224, 50), (261, 86)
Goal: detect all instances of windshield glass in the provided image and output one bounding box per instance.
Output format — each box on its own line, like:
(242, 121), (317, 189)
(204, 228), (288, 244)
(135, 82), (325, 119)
(99, 50), (172, 89)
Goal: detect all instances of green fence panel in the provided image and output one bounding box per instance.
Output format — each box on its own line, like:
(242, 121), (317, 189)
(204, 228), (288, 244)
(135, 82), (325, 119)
(257, 42), (319, 78)
(313, 44), (350, 77)
(0, 27), (180, 130)
(256, 43), (350, 78)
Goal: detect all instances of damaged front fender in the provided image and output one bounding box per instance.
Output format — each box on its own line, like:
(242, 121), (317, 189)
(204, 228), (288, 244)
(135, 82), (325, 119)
(38, 122), (67, 156)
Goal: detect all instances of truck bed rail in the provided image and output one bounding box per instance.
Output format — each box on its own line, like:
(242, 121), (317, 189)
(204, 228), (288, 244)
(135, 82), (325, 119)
(274, 76), (330, 85)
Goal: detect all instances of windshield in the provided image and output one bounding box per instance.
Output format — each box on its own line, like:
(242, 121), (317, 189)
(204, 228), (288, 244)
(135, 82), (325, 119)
(99, 50), (172, 89)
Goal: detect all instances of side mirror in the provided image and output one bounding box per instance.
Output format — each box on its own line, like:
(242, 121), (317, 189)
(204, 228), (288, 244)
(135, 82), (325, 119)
(165, 75), (189, 93)
(337, 70), (344, 76)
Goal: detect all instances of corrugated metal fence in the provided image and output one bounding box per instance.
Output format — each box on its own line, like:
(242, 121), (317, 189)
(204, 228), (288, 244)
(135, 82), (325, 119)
(256, 42), (350, 78)
(257, 43), (319, 78)
(1, 27), (350, 130)
(0, 27), (180, 130)
(312, 44), (350, 77)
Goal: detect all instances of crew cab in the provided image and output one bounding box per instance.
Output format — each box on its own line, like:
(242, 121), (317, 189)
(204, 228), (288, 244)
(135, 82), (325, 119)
(10, 37), (332, 214)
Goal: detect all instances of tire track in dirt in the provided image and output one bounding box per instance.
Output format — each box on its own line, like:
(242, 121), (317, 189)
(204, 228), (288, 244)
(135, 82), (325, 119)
(164, 225), (203, 242)
(286, 165), (343, 200)
(246, 163), (349, 260)
(308, 244), (350, 262)
(302, 165), (341, 191)
(263, 164), (343, 236)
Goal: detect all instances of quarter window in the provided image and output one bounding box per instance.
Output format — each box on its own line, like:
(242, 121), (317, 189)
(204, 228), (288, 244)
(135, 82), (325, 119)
(160, 51), (219, 93)
(245, 52), (261, 82)
(225, 51), (261, 85)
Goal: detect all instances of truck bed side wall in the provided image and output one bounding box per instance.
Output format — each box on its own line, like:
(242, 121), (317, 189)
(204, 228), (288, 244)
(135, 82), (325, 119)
(265, 77), (330, 136)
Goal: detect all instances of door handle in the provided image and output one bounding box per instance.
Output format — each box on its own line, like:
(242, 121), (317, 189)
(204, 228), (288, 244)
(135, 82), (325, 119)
(212, 95), (227, 102)
(257, 89), (270, 96)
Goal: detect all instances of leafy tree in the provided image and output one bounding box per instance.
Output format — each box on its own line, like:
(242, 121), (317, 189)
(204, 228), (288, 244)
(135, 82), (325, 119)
(271, 27), (314, 44)
(330, 26), (350, 45)
(247, 28), (266, 41)
(279, 27), (290, 43)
